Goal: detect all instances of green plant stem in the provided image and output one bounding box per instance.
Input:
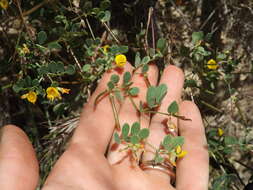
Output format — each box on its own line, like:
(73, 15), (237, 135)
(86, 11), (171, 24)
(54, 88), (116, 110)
(145, 110), (170, 116)
(109, 93), (120, 130)
(1, 84), (12, 90)
(128, 96), (141, 124)
(210, 151), (226, 174)
(128, 96), (139, 112)
(146, 142), (158, 152)
(233, 159), (253, 171)
(200, 100), (222, 113)
(85, 16), (95, 40)
(102, 22), (120, 44)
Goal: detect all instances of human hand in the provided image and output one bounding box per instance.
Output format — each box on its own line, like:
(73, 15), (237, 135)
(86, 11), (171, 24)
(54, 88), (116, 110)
(0, 63), (209, 190)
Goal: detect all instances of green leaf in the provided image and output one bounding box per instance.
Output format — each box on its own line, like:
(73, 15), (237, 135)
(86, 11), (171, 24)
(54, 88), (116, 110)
(110, 45), (120, 54)
(217, 53), (227, 61)
(223, 147), (233, 154)
(35, 44), (48, 53)
(37, 31), (47, 44)
(119, 45), (129, 54)
(139, 128), (149, 139)
(192, 31), (204, 45)
(135, 52), (141, 67)
(146, 86), (157, 108)
(141, 56), (150, 65)
(167, 101), (179, 114)
(122, 123), (130, 139)
(156, 84), (167, 104)
(224, 136), (238, 145)
(107, 81), (114, 90)
(149, 48), (156, 57)
(205, 33), (212, 41)
(110, 74), (120, 84)
(32, 79), (39, 87)
(53, 103), (69, 115)
(130, 135), (140, 144)
(142, 64), (149, 74)
(170, 136), (184, 150)
(48, 62), (57, 73)
(65, 65), (76, 75)
(163, 135), (172, 146)
(48, 42), (62, 50)
(129, 87), (139, 96)
(99, 10), (111, 22)
(12, 84), (23, 93)
(184, 79), (197, 88)
(123, 71), (131, 85)
(24, 76), (32, 86)
(131, 122), (140, 135)
(157, 38), (167, 54)
(114, 133), (121, 144)
(100, 0), (111, 10)
(38, 66), (48, 75)
(82, 64), (91, 72)
(55, 62), (65, 73)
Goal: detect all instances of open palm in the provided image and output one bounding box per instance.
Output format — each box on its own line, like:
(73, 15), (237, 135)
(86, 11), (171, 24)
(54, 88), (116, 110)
(0, 64), (209, 190)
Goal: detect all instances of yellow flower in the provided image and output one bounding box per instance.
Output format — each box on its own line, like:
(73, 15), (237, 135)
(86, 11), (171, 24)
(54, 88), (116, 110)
(0, 0), (9, 9)
(103, 45), (110, 53)
(115, 54), (127, 67)
(175, 145), (187, 158)
(46, 87), (61, 101)
(58, 87), (70, 94)
(21, 91), (37, 104)
(22, 44), (30, 54)
(218, 128), (224, 136)
(207, 59), (218, 70)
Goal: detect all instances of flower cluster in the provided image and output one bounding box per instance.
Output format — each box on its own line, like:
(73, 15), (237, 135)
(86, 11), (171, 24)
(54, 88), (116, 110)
(21, 87), (70, 104)
(115, 54), (127, 67)
(207, 59), (218, 70)
(18, 44), (30, 55)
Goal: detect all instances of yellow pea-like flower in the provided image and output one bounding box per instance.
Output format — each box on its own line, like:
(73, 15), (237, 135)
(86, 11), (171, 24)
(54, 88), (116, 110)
(21, 91), (37, 104)
(218, 128), (224, 136)
(0, 0), (9, 10)
(22, 44), (30, 54)
(46, 87), (62, 101)
(207, 59), (218, 70)
(103, 45), (110, 53)
(175, 145), (187, 158)
(115, 54), (127, 67)
(58, 87), (70, 94)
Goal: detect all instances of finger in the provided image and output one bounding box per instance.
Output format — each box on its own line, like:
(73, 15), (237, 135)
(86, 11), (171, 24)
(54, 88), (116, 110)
(142, 65), (184, 182)
(71, 63), (133, 154)
(176, 101), (209, 190)
(107, 64), (159, 165)
(0, 125), (39, 190)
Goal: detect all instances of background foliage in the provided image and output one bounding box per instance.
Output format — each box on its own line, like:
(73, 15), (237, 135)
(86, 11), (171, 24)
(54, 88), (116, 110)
(0, 0), (253, 189)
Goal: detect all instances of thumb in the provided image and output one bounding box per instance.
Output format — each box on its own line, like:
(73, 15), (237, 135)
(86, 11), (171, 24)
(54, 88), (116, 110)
(0, 125), (39, 190)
